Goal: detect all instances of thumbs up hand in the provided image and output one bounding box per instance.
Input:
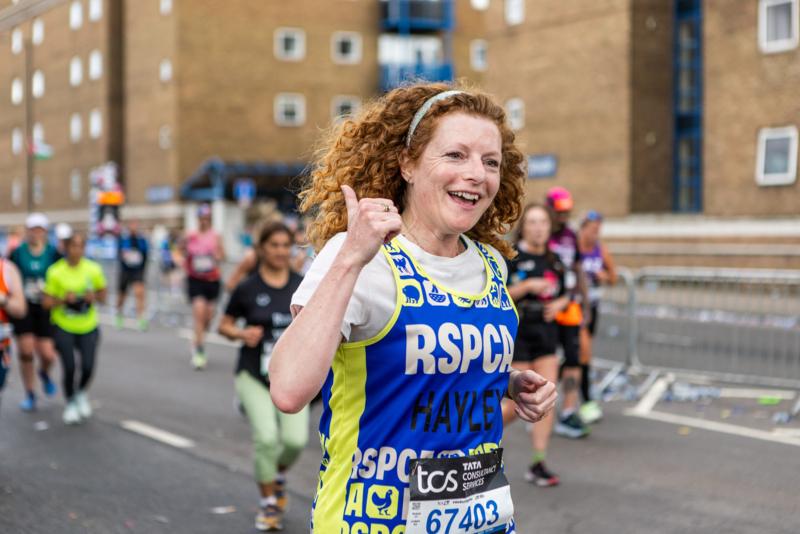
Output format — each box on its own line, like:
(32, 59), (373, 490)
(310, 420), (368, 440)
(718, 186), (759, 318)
(341, 185), (402, 267)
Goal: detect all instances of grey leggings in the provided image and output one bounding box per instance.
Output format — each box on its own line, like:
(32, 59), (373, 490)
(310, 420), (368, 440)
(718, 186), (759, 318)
(53, 327), (100, 400)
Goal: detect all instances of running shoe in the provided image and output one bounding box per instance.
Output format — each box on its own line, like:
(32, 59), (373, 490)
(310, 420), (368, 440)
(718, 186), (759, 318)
(75, 391), (92, 420)
(114, 315), (124, 330)
(525, 461), (560, 487)
(137, 317), (149, 332)
(39, 370), (57, 397)
(19, 392), (37, 412)
(554, 412), (591, 439)
(255, 504), (283, 531)
(191, 350), (207, 370)
(63, 400), (81, 425)
(579, 401), (603, 424)
(275, 478), (288, 512)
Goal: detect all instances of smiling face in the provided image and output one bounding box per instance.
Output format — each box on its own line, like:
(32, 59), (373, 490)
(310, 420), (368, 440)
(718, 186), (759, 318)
(401, 112), (502, 240)
(521, 206), (552, 249)
(260, 230), (292, 271)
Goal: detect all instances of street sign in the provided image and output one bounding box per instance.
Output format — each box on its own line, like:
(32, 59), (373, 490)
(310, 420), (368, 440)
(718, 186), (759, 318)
(234, 178), (256, 207)
(527, 154), (558, 178)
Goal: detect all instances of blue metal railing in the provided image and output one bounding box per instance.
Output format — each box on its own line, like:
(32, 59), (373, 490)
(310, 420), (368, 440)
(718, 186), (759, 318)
(380, 62), (454, 92)
(381, 0), (454, 32)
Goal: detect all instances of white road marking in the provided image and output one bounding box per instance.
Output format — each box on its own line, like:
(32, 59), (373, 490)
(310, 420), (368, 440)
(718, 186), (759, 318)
(718, 388), (796, 400)
(627, 410), (800, 448)
(178, 329), (238, 348)
(628, 374), (674, 416)
(120, 420), (195, 449)
(772, 428), (800, 438)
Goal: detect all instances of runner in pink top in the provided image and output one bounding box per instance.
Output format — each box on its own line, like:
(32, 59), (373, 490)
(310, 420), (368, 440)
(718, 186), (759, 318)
(183, 204), (225, 370)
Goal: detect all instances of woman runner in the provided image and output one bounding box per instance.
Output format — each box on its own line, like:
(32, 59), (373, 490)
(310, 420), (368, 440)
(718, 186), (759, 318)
(269, 83), (557, 533)
(219, 222), (309, 531)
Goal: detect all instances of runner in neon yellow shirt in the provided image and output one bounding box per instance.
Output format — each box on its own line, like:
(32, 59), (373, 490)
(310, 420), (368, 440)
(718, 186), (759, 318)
(43, 233), (107, 425)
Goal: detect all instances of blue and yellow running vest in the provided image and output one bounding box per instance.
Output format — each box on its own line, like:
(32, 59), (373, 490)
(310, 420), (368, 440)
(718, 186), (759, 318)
(312, 237), (519, 533)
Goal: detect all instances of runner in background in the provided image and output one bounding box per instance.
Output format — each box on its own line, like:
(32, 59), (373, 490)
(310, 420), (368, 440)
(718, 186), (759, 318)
(219, 222), (308, 531)
(545, 187), (592, 439)
(577, 210), (617, 424)
(115, 219), (149, 331)
(42, 233), (107, 425)
(0, 257), (27, 411)
(183, 204), (224, 370)
(289, 225), (314, 276)
(503, 203), (570, 487)
(9, 213), (60, 412)
(225, 246), (258, 293)
(54, 223), (73, 256)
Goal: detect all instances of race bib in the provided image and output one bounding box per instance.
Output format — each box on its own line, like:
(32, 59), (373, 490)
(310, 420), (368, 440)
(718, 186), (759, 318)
(260, 340), (275, 376)
(191, 255), (215, 273)
(406, 449), (513, 534)
(23, 278), (44, 302)
(122, 249), (144, 267)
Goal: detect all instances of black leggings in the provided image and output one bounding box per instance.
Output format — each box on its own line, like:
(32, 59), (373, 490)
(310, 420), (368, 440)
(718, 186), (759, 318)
(54, 327), (100, 400)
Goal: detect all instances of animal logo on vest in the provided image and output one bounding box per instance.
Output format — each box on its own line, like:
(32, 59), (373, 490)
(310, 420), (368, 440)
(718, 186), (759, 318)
(423, 280), (450, 306)
(390, 254), (415, 277)
(400, 279), (424, 307)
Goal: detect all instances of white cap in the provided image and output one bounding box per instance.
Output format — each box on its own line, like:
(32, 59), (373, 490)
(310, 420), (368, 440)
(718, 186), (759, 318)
(55, 222), (73, 240)
(25, 212), (50, 230)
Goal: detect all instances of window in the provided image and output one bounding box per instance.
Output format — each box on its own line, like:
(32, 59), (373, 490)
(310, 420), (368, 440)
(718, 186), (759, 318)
(756, 126), (798, 186)
(32, 18), (44, 45)
(470, 39), (488, 71)
(70, 1), (83, 30)
(759, 0), (799, 53)
(70, 56), (83, 86)
(70, 169), (82, 200)
(11, 78), (23, 105)
(505, 0), (525, 25)
(32, 122), (44, 143)
(158, 125), (171, 149)
(506, 98), (524, 130)
(89, 109), (102, 139)
(160, 0), (172, 15)
(274, 28), (305, 61)
(70, 113), (83, 143)
(11, 178), (23, 207)
(331, 31), (363, 64)
(274, 93), (306, 126)
(11, 28), (22, 55)
(471, 0), (490, 9)
(33, 175), (43, 205)
(159, 59), (173, 82)
(331, 95), (361, 120)
(89, 49), (103, 79)
(32, 70), (45, 98)
(11, 128), (23, 155)
(89, 0), (102, 21)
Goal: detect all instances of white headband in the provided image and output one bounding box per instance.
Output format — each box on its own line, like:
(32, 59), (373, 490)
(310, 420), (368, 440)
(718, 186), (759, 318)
(405, 90), (464, 147)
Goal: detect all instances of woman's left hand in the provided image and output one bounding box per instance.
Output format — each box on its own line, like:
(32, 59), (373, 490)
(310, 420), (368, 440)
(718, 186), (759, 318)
(509, 370), (558, 423)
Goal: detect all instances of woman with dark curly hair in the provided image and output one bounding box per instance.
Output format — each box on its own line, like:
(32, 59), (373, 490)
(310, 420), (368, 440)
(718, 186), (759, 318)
(270, 82), (557, 533)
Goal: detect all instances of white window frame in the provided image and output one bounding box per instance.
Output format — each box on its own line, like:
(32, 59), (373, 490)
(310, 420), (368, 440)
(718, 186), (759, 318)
(759, 0), (799, 53)
(11, 178), (23, 207)
(506, 98), (525, 131)
(32, 70), (45, 99)
(274, 93), (306, 127)
(11, 128), (23, 155)
(158, 125), (172, 149)
(274, 28), (306, 61)
(159, 58), (173, 82)
(11, 78), (23, 105)
(89, 0), (102, 21)
(11, 28), (23, 55)
(160, 0), (172, 15)
(33, 175), (43, 205)
(70, 113), (83, 143)
(505, 0), (525, 26)
(32, 18), (44, 46)
(70, 56), (83, 86)
(471, 0), (490, 10)
(70, 169), (82, 200)
(470, 39), (488, 71)
(32, 122), (44, 143)
(89, 108), (102, 139)
(89, 49), (103, 80)
(331, 95), (361, 120)
(331, 31), (363, 65)
(755, 125), (798, 186)
(70, 1), (83, 30)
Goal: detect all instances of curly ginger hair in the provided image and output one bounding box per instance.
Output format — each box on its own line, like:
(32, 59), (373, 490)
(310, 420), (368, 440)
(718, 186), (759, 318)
(298, 82), (525, 258)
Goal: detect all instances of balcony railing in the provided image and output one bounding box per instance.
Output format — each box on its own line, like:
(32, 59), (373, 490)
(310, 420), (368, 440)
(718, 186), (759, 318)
(381, 0), (454, 32)
(380, 62), (454, 92)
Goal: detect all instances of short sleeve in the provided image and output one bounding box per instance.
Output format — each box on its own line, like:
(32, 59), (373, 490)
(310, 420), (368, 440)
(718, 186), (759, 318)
(43, 265), (60, 298)
(9, 247), (20, 268)
(92, 262), (107, 291)
(224, 284), (246, 319)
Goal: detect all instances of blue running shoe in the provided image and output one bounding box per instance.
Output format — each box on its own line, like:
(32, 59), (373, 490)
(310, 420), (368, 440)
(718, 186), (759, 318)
(19, 392), (37, 412)
(39, 371), (57, 397)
